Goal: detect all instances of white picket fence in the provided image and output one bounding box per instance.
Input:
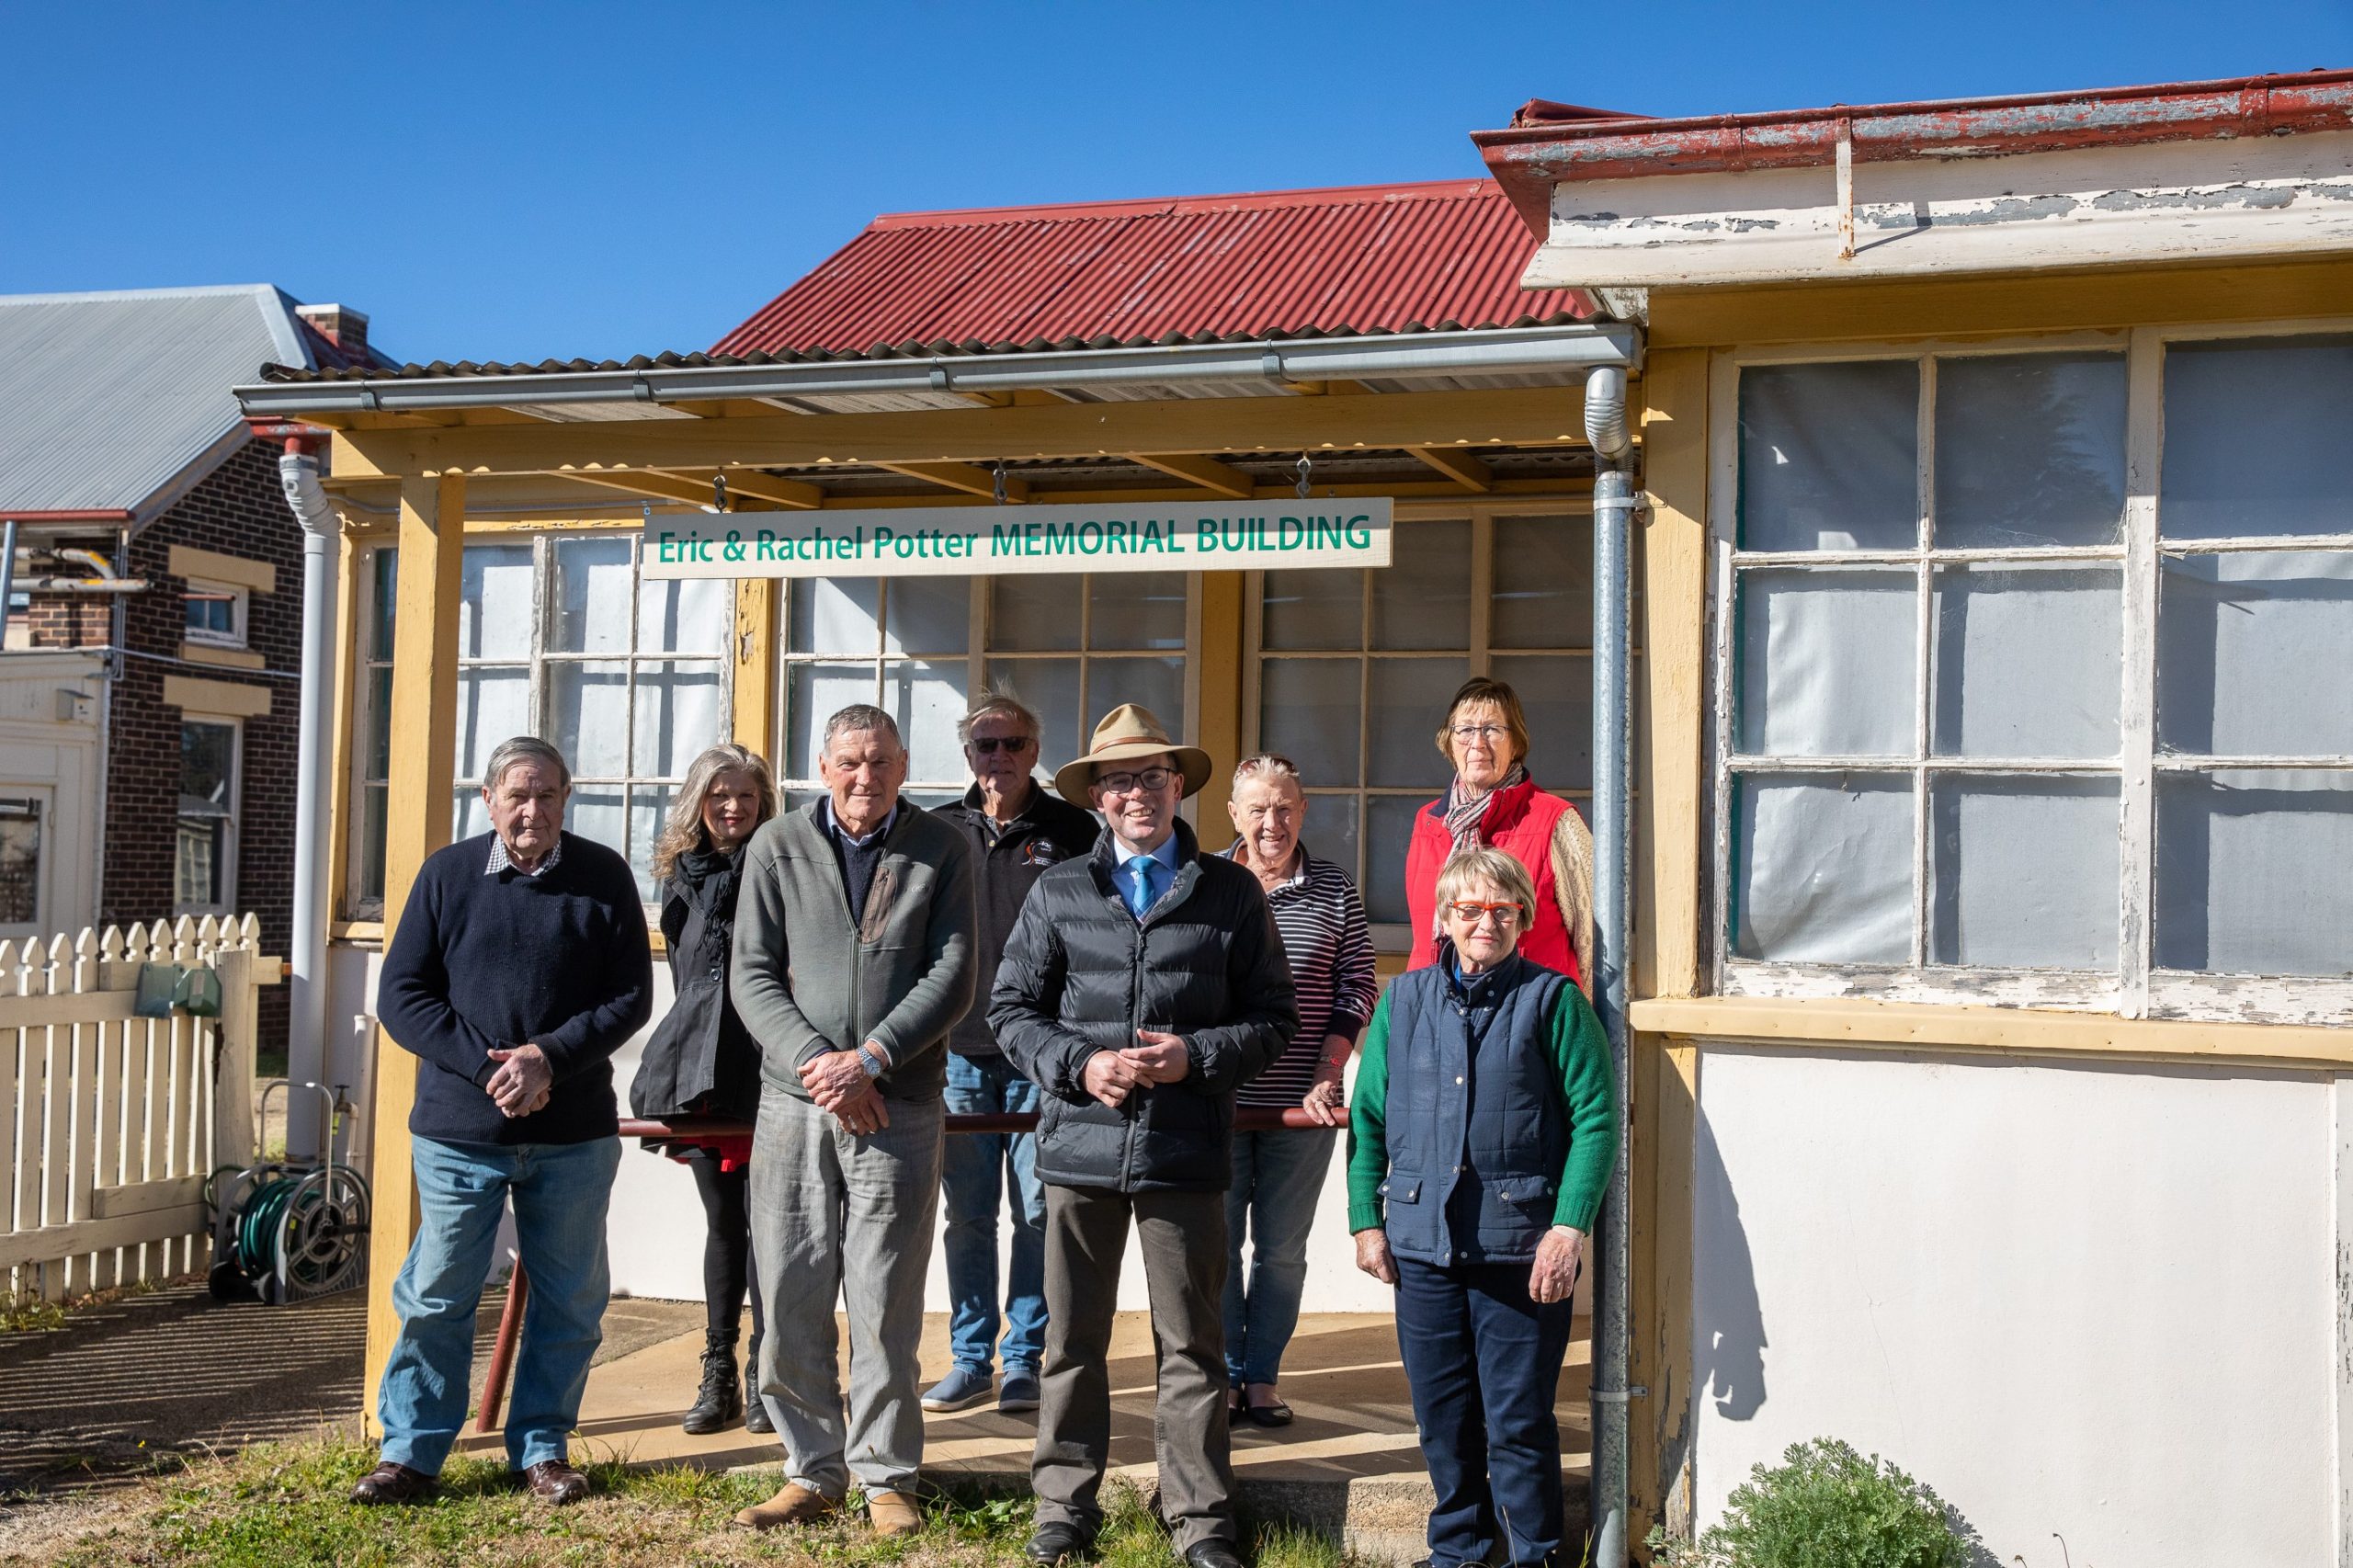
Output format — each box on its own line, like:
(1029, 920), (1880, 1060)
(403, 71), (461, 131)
(0, 915), (279, 1301)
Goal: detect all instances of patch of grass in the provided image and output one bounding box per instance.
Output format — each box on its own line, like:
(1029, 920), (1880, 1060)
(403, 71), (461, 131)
(0, 1274), (170, 1335)
(11, 1437), (1356, 1568)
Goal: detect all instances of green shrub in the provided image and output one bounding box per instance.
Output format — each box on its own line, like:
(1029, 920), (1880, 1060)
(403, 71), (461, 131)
(1648, 1438), (1976, 1568)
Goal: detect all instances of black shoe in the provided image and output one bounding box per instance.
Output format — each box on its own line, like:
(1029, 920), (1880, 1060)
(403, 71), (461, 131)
(743, 1335), (774, 1433)
(1184, 1541), (1245, 1568)
(681, 1344), (742, 1435)
(1026, 1522), (1095, 1564)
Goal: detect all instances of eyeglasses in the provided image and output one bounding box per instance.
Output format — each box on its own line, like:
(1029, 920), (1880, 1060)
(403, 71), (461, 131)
(1444, 901), (1524, 927)
(969, 735), (1036, 755)
(1096, 766), (1176, 794)
(1449, 723), (1509, 744)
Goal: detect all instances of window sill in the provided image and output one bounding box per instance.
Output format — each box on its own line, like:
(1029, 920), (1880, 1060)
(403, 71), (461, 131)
(179, 641), (262, 670)
(1628, 993), (2353, 1069)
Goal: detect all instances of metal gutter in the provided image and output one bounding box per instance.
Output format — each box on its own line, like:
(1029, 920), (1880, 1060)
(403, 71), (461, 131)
(233, 323), (1641, 417)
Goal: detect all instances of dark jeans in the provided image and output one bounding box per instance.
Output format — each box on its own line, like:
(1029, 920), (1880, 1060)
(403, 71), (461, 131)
(685, 1149), (766, 1346)
(1392, 1255), (1577, 1568)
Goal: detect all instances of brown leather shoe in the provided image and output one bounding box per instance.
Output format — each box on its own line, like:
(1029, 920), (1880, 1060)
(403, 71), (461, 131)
(522, 1459), (591, 1506)
(868, 1489), (923, 1537)
(735, 1481), (837, 1529)
(348, 1459), (435, 1506)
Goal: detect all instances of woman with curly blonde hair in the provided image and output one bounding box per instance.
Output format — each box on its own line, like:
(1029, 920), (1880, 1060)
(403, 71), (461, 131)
(630, 743), (779, 1435)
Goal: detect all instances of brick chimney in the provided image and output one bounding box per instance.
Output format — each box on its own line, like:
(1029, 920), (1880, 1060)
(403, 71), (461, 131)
(295, 302), (369, 359)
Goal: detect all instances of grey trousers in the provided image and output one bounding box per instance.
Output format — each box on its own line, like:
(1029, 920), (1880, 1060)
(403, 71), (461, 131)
(749, 1085), (943, 1497)
(1033, 1183), (1236, 1551)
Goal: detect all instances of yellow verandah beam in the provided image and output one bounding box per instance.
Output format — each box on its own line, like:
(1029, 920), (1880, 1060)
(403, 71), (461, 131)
(1125, 453), (1255, 500)
(1404, 446), (1494, 493)
(872, 461), (1030, 502)
(364, 472), (467, 1433)
(684, 469), (824, 509)
(554, 469), (790, 511)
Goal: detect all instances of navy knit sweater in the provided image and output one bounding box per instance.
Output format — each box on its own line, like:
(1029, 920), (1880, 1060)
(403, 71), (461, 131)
(377, 832), (654, 1146)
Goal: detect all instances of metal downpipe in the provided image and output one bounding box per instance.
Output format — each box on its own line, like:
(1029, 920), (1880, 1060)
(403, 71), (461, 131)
(1586, 365), (1636, 1568)
(278, 450), (343, 1161)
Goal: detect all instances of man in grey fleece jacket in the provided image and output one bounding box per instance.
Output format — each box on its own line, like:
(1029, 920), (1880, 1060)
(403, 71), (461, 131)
(729, 704), (976, 1535)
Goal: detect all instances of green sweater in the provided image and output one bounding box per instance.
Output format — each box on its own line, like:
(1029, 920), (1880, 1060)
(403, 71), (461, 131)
(1345, 976), (1618, 1236)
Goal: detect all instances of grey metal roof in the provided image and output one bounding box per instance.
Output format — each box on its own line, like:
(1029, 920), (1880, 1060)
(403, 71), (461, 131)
(0, 285), (349, 523)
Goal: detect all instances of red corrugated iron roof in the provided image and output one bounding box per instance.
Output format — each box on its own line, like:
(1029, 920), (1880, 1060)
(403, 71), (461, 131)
(713, 178), (1594, 358)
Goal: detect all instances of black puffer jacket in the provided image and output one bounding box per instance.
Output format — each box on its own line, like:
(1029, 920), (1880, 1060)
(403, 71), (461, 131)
(989, 818), (1298, 1192)
(629, 846), (762, 1124)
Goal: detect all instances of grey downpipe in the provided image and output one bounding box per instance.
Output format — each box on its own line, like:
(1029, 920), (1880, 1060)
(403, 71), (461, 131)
(278, 451), (343, 1161)
(1585, 363), (1636, 1568)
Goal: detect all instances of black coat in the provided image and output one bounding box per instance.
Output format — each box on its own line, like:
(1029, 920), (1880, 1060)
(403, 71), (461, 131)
(629, 846), (762, 1124)
(989, 817), (1298, 1192)
(933, 782), (1102, 1058)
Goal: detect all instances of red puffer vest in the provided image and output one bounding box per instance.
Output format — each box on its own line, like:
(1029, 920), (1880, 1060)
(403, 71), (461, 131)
(1403, 777), (1581, 982)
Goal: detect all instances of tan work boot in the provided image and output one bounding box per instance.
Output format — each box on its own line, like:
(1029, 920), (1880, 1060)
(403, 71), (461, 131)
(734, 1482), (836, 1529)
(867, 1490), (924, 1538)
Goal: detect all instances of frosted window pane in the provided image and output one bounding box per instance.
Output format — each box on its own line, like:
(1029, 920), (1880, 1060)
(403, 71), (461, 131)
(628, 787), (670, 902)
(1929, 776), (2118, 968)
(787, 662), (875, 779)
(991, 574), (1082, 651)
(1368, 657), (1468, 789)
(2163, 335), (2353, 540)
(883, 575), (970, 655)
(1736, 568), (1915, 757)
(1300, 793), (1361, 901)
(1932, 566), (2120, 758)
(888, 658), (969, 782)
(639, 574), (731, 656)
(1089, 572), (1187, 651)
(2158, 551), (2353, 756)
(990, 658), (1081, 767)
(1733, 774), (1912, 962)
(1260, 659), (1359, 787)
(1087, 656), (1185, 739)
(1263, 568), (1361, 651)
(2155, 769), (2353, 976)
(1492, 653), (1592, 791)
(1739, 361), (1919, 551)
(1365, 795), (1427, 928)
(550, 537), (633, 653)
(569, 786), (625, 864)
(455, 666), (529, 783)
(790, 578), (880, 655)
(452, 789), (489, 844)
(1373, 520), (1471, 650)
(551, 661), (630, 778)
(632, 661), (724, 778)
(369, 547), (397, 659)
(460, 545), (534, 660)
(1492, 515), (1592, 648)
(1934, 352), (2126, 548)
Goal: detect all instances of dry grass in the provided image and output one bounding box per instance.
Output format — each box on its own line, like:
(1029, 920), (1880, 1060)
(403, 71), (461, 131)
(0, 1276), (170, 1335)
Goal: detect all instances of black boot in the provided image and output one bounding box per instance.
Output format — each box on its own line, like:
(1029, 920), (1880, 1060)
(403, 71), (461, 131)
(743, 1335), (773, 1434)
(681, 1342), (742, 1436)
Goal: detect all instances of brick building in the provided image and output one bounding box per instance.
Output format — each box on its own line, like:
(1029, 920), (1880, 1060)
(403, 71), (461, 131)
(0, 285), (390, 1061)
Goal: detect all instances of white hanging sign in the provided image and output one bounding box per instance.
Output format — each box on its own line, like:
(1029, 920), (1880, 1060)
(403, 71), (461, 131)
(638, 498), (1392, 579)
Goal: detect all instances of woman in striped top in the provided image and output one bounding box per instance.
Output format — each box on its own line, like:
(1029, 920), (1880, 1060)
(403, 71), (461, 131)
(1221, 754), (1380, 1428)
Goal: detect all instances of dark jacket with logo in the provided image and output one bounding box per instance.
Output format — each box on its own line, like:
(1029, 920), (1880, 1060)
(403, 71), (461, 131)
(989, 817), (1299, 1193)
(629, 846), (761, 1123)
(934, 782), (1100, 1058)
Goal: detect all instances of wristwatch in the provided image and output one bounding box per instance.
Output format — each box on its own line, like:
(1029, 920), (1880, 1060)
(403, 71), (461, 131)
(855, 1044), (885, 1079)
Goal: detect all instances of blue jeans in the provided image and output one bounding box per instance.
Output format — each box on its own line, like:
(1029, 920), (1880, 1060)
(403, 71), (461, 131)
(1392, 1255), (1577, 1568)
(376, 1134), (622, 1474)
(1222, 1127), (1336, 1387)
(940, 1052), (1046, 1374)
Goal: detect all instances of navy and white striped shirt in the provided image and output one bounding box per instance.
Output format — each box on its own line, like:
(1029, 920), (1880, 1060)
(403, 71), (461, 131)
(1225, 842), (1380, 1108)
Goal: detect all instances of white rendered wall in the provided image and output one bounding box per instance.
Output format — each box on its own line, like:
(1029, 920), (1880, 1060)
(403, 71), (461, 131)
(1693, 1045), (2339, 1568)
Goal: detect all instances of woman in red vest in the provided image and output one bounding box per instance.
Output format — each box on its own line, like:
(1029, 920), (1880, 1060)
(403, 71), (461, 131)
(1402, 676), (1594, 991)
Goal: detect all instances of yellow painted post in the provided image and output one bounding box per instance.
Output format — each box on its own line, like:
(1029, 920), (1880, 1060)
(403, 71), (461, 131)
(362, 472), (466, 1434)
(1628, 347), (1711, 1552)
(732, 578), (779, 764)
(1192, 572), (1245, 841)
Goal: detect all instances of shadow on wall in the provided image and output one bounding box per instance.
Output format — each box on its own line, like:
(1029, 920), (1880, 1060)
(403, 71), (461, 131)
(1693, 1111), (1766, 1421)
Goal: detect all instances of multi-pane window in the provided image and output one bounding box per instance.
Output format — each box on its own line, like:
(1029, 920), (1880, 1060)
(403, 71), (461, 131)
(0, 796), (42, 929)
(1249, 511), (1595, 939)
(351, 546), (396, 913)
(176, 718), (239, 914)
(183, 578), (248, 648)
(1716, 331), (2353, 1019)
(780, 573), (1194, 808)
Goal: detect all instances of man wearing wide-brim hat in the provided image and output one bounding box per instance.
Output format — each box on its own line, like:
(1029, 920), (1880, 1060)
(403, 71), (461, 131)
(991, 704), (1298, 1568)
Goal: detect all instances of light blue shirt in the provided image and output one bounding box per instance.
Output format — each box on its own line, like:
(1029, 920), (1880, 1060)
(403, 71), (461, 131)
(822, 797), (899, 849)
(1111, 834), (1182, 921)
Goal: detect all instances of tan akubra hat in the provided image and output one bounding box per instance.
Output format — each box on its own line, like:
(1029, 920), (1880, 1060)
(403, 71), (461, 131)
(1052, 703), (1214, 808)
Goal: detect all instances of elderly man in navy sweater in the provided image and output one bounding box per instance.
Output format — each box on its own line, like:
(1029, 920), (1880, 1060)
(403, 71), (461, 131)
(351, 735), (653, 1509)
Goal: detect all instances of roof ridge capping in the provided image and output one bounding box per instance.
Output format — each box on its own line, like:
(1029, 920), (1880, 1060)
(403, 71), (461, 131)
(867, 177), (1504, 231)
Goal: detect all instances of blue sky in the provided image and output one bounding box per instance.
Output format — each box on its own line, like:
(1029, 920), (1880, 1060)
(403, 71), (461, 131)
(5, 3), (2347, 364)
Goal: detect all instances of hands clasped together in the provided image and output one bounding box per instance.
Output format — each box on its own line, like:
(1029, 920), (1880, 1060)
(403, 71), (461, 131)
(800, 1046), (891, 1136)
(486, 1044), (553, 1119)
(1081, 1028), (1191, 1108)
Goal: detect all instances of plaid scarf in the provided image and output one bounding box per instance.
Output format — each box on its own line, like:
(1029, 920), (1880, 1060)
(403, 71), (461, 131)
(1430, 763), (1529, 948)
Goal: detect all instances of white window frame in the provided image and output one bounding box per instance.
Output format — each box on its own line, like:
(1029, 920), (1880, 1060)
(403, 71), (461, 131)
(183, 577), (249, 649)
(176, 713), (242, 918)
(1708, 319), (2353, 1025)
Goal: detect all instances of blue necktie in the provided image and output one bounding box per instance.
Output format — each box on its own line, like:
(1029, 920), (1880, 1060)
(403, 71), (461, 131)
(1128, 856), (1161, 920)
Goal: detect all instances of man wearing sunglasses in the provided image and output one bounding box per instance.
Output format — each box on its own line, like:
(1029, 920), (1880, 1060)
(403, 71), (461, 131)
(926, 693), (1099, 1417)
(991, 703), (1298, 1568)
